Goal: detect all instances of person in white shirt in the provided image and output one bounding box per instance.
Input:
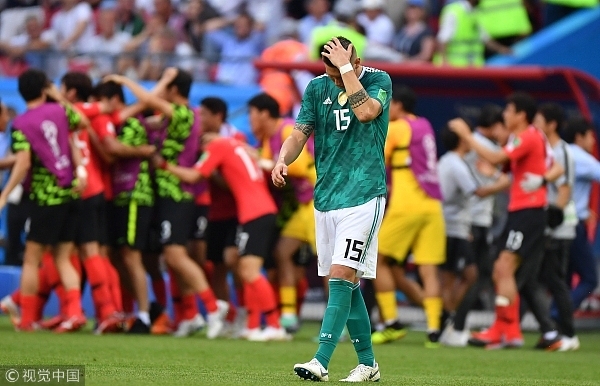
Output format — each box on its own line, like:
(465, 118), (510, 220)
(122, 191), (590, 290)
(50, 0), (96, 51)
(356, 0), (395, 46)
(84, 7), (132, 76)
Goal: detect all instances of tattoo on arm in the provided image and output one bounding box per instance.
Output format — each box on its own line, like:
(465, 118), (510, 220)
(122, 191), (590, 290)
(348, 88), (370, 109)
(294, 123), (314, 137)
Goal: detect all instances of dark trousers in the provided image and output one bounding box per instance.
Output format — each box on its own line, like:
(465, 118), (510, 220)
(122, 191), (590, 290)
(540, 238), (575, 337)
(565, 222), (599, 310)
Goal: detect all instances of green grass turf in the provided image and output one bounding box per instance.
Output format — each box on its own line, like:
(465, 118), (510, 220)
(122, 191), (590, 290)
(0, 317), (599, 385)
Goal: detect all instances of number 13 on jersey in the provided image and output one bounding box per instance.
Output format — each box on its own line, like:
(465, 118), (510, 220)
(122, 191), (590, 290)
(334, 109), (351, 131)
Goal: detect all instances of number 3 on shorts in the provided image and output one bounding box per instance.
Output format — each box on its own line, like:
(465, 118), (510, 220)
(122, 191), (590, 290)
(344, 239), (364, 262)
(505, 230), (523, 251)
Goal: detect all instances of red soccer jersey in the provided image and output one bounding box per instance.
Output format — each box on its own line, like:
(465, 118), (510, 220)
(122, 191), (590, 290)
(72, 130), (104, 199)
(90, 114), (117, 200)
(503, 126), (549, 212)
(208, 183), (238, 221)
(75, 102), (102, 120)
(195, 137), (277, 224)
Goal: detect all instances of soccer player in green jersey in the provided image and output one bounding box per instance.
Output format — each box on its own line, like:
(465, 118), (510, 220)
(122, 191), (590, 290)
(272, 36), (392, 382)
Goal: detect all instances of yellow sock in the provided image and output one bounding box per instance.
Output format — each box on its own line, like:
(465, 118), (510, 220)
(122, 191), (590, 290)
(423, 297), (443, 331)
(280, 286), (297, 315)
(375, 291), (398, 324)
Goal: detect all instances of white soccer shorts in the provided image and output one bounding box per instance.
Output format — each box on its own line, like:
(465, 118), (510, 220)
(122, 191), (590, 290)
(315, 196), (385, 279)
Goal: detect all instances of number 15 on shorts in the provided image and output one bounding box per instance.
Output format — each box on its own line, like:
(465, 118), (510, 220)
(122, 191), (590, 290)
(344, 239), (364, 262)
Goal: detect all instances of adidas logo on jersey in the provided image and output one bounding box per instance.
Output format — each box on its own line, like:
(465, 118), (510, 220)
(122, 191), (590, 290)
(323, 97), (332, 105)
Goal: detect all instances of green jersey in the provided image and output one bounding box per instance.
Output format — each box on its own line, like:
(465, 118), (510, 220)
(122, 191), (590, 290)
(296, 66), (392, 211)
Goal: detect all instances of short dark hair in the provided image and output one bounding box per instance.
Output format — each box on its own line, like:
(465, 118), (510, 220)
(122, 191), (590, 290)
(562, 115), (592, 144)
(61, 72), (93, 102)
(506, 92), (537, 124)
(537, 103), (564, 132)
(168, 68), (193, 98)
(391, 85), (416, 114)
(18, 69), (49, 102)
(200, 97), (228, 121)
(477, 104), (503, 128)
(95, 81), (125, 103)
(441, 125), (460, 151)
(247, 93), (280, 118)
(320, 36), (355, 68)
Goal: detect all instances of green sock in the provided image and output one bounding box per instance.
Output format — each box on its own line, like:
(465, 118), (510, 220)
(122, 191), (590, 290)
(314, 279), (354, 369)
(346, 282), (375, 367)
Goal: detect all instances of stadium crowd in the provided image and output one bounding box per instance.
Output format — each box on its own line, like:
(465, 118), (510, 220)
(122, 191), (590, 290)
(0, 55), (597, 351)
(0, 0), (598, 80)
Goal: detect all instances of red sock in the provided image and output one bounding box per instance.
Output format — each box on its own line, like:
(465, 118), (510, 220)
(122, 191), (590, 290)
(296, 276), (309, 315)
(122, 290), (134, 314)
(10, 289), (20, 306)
(152, 277), (167, 308)
(226, 301), (237, 323)
(236, 287), (245, 308)
(202, 260), (215, 284)
(198, 289), (217, 313)
(251, 276), (280, 328)
(40, 258), (61, 289)
(243, 282), (261, 329)
(54, 285), (68, 318)
(64, 289), (83, 318)
(20, 295), (39, 327)
(103, 259), (123, 313)
(83, 256), (115, 321)
(181, 293), (199, 320)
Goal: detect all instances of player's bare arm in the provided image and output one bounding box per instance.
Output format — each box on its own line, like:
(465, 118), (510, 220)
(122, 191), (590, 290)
(322, 37), (382, 123)
(69, 134), (88, 194)
(449, 118), (509, 165)
(104, 135), (156, 159)
(0, 150), (30, 211)
(272, 128), (309, 188)
(475, 173), (510, 198)
(104, 74), (174, 118)
(545, 161), (565, 183)
(152, 152), (203, 184)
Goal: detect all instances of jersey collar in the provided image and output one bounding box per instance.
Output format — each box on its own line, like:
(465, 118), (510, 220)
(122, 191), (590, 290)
(357, 66), (366, 80)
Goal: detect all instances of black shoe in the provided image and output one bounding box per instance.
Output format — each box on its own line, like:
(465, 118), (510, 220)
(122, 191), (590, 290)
(149, 301), (165, 324)
(425, 331), (441, 348)
(127, 318), (150, 334)
(535, 335), (562, 351)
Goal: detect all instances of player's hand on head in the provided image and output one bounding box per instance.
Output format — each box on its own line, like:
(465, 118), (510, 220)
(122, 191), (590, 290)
(448, 118), (471, 138)
(162, 67), (179, 81)
(322, 37), (354, 69)
(271, 161), (287, 188)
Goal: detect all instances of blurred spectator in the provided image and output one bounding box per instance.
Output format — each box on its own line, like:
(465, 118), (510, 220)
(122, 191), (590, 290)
(50, 0), (96, 51)
(259, 18), (312, 117)
(434, 0), (511, 67)
(0, 0), (44, 41)
(298, 0), (334, 45)
(543, 0), (599, 26)
(205, 0), (243, 18)
(137, 27), (194, 79)
(205, 12), (264, 85)
(309, 8), (366, 59)
(119, 14), (166, 77)
(356, 0), (395, 46)
(245, 0), (286, 45)
(115, 0), (145, 36)
(0, 15), (55, 57)
(183, 0), (226, 53)
(83, 7), (132, 76)
(153, 0), (186, 42)
(477, 0), (532, 58)
(391, 0), (435, 62)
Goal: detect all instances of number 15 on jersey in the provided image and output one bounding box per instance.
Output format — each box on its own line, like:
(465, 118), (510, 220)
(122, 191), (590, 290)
(334, 109), (350, 131)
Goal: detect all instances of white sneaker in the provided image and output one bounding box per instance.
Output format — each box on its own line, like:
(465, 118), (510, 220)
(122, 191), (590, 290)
(206, 300), (229, 339)
(173, 314), (205, 338)
(231, 308), (248, 339)
(293, 358), (329, 382)
(340, 363), (380, 382)
(441, 325), (469, 347)
(558, 335), (581, 351)
(0, 295), (21, 328)
(260, 326), (292, 341)
(246, 328), (265, 342)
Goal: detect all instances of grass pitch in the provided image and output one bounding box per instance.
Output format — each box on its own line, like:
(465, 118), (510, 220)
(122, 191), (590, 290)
(0, 317), (599, 385)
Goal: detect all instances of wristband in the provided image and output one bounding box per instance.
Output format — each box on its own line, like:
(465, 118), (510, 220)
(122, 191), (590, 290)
(339, 63), (353, 75)
(76, 165), (87, 179)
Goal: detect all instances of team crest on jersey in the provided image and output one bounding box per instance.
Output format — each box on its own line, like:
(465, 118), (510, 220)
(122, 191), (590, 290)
(337, 91), (348, 106)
